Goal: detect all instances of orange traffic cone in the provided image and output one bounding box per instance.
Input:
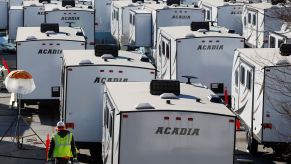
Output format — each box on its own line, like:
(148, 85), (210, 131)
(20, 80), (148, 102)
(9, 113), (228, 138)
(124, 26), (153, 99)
(236, 119), (241, 131)
(46, 134), (50, 161)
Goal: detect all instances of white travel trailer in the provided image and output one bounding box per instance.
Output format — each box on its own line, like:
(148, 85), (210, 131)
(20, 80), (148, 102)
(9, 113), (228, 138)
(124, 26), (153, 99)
(269, 23), (291, 48)
(128, 8), (152, 47)
(8, 6), (23, 41)
(231, 45), (291, 156)
(16, 24), (86, 107)
(102, 80), (236, 164)
(157, 23), (244, 97)
(94, 0), (112, 43)
(61, 50), (155, 159)
(9, 0), (23, 7)
(45, 1), (95, 49)
(0, 0), (8, 30)
(242, 3), (291, 48)
(23, 0), (50, 27)
(138, 3), (205, 49)
(198, 0), (245, 35)
(111, 0), (142, 46)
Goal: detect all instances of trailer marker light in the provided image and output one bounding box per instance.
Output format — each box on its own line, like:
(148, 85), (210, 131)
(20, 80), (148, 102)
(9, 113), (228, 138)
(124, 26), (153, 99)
(229, 119), (235, 123)
(164, 116), (169, 120)
(150, 71), (155, 74)
(118, 70), (123, 73)
(95, 22), (99, 25)
(123, 114), (128, 118)
(216, 40), (219, 43)
(188, 117), (193, 121)
(64, 13), (66, 14)
(42, 43), (46, 45)
(209, 40), (212, 43)
(202, 40), (205, 43)
(266, 114), (270, 117)
(89, 42), (95, 45)
(65, 122), (74, 129)
(49, 43), (53, 46)
(177, 40), (181, 43)
(56, 43), (60, 46)
(17, 43), (21, 45)
(176, 117), (181, 121)
(262, 123), (272, 129)
(68, 68), (73, 71)
(81, 43), (85, 45)
(100, 70), (104, 72)
(240, 40), (244, 42)
(109, 70), (113, 73)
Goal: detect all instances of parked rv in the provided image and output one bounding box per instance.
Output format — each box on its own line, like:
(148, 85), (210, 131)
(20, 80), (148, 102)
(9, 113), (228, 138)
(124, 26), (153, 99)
(198, 0), (245, 35)
(157, 22), (244, 98)
(94, 0), (112, 43)
(0, 0), (8, 30)
(242, 3), (291, 48)
(8, 6), (23, 41)
(23, 0), (50, 27)
(45, 1), (95, 49)
(61, 50), (155, 159)
(111, 0), (143, 46)
(269, 23), (291, 48)
(102, 80), (236, 164)
(129, 3), (205, 50)
(16, 24), (86, 107)
(231, 44), (291, 156)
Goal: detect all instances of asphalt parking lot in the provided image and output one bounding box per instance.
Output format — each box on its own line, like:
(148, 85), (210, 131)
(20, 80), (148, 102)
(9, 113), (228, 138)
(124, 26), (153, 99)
(0, 92), (289, 164)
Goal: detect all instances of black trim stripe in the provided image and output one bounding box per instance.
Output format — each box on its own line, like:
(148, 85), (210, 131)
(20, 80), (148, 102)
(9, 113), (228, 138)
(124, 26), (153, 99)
(236, 100), (248, 115)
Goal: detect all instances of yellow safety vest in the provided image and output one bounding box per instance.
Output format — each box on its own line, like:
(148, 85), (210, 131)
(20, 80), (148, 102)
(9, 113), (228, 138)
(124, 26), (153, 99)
(53, 132), (73, 158)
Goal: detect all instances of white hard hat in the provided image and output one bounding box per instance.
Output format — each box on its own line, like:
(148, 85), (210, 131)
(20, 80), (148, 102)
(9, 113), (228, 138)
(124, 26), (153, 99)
(57, 121), (65, 127)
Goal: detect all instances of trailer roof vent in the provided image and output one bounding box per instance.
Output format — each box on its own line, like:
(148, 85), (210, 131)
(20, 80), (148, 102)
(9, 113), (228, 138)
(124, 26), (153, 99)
(132, 0), (144, 3)
(150, 80), (180, 95)
(29, 3), (37, 6)
(128, 3), (135, 7)
(95, 44), (119, 57)
(197, 29), (208, 33)
(39, 0), (51, 3)
(207, 94), (222, 103)
(101, 54), (115, 59)
(276, 59), (290, 65)
(185, 33), (195, 38)
(79, 59), (93, 65)
(280, 44), (291, 56)
(191, 22), (209, 31)
(163, 6), (170, 9)
(76, 31), (84, 36)
(228, 29), (235, 33)
(171, 4), (179, 7)
(135, 103), (155, 109)
(52, 7), (60, 11)
(41, 23), (59, 33)
(62, 0), (75, 7)
(160, 93), (178, 99)
(26, 36), (37, 41)
(139, 55), (150, 62)
(166, 0), (180, 6)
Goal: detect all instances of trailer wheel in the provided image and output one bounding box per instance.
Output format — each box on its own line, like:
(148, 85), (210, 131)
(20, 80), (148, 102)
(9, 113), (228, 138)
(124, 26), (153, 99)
(247, 131), (258, 156)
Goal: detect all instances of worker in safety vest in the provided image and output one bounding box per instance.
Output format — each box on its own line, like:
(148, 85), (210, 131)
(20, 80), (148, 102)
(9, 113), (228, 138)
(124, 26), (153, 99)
(48, 121), (78, 164)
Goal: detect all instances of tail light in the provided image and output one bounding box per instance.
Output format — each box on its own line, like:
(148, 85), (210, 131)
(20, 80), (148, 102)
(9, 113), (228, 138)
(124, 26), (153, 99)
(122, 114), (128, 118)
(176, 117), (181, 121)
(164, 116), (169, 120)
(65, 122), (75, 129)
(262, 123), (272, 129)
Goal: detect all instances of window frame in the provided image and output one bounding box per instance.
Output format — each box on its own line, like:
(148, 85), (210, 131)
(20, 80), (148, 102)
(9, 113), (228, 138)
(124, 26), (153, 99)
(246, 70), (252, 90)
(248, 13), (252, 24)
(235, 69), (239, 87)
(252, 14), (256, 25)
(269, 36), (276, 48)
(240, 66), (245, 85)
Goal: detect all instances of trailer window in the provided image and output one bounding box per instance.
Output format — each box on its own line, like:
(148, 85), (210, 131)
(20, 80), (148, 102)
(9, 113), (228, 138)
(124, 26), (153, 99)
(206, 10), (210, 20)
(116, 11), (119, 21)
(129, 13), (132, 24)
(278, 39), (284, 48)
(235, 70), (238, 87)
(248, 13), (251, 24)
(269, 36), (276, 48)
(244, 16), (246, 26)
(246, 70), (252, 90)
(109, 114), (113, 137)
(112, 11), (114, 20)
(104, 105), (109, 127)
(132, 15), (135, 25)
(240, 66), (245, 85)
(159, 44), (162, 56)
(252, 14), (256, 25)
(162, 41), (165, 55)
(166, 44), (170, 59)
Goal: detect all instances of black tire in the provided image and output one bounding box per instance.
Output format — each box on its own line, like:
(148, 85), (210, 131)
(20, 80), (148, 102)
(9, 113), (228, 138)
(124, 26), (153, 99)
(247, 131), (258, 156)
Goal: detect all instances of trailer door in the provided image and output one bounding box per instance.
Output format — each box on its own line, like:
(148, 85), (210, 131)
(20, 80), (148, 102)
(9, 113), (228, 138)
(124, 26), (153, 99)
(237, 61), (254, 130)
